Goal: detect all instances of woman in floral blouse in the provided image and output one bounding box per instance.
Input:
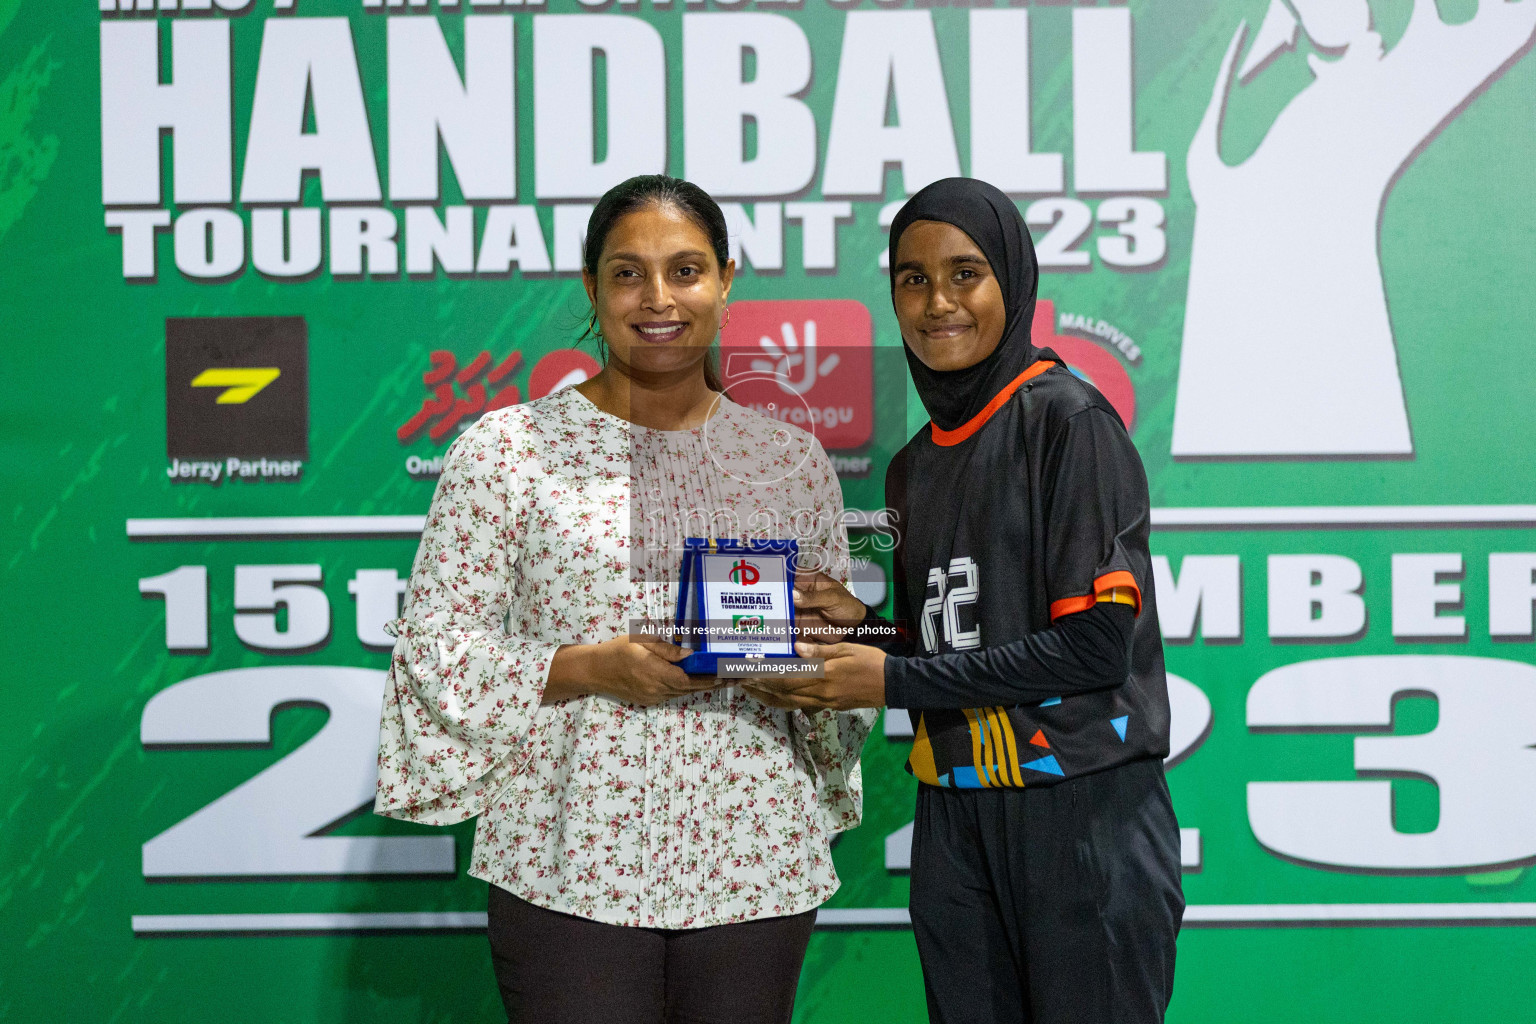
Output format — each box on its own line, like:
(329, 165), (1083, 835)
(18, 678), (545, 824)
(375, 175), (876, 1024)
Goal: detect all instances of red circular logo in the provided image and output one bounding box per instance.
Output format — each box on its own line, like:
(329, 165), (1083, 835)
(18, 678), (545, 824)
(528, 349), (602, 400)
(1033, 301), (1137, 430)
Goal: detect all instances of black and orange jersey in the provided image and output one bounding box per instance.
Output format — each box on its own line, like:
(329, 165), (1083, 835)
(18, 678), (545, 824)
(880, 354), (1171, 788)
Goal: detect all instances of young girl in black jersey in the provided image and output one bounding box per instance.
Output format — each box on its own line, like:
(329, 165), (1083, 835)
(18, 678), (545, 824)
(747, 178), (1183, 1024)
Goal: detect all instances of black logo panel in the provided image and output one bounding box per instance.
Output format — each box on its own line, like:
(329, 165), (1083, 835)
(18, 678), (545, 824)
(165, 317), (308, 459)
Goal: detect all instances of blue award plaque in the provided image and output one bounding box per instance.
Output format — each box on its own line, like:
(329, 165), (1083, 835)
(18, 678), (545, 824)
(674, 538), (800, 675)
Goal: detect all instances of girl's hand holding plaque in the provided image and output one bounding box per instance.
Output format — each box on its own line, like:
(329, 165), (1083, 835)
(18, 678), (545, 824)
(742, 642), (887, 712)
(790, 570), (868, 644)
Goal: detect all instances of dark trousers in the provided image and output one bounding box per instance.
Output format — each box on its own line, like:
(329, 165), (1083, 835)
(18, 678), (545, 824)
(909, 757), (1184, 1024)
(487, 885), (817, 1024)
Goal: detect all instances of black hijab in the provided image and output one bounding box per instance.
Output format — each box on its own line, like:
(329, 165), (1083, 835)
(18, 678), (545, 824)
(888, 177), (1047, 432)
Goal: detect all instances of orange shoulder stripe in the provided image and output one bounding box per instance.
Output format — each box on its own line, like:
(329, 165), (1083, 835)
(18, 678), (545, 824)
(930, 361), (1056, 447)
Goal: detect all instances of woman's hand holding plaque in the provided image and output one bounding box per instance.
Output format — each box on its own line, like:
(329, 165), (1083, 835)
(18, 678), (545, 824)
(543, 635), (721, 707)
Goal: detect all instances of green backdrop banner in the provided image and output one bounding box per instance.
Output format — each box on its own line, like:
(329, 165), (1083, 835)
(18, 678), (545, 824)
(4, 0), (1536, 1020)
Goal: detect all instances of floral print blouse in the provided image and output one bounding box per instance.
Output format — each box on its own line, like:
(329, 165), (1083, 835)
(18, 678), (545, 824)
(375, 386), (876, 929)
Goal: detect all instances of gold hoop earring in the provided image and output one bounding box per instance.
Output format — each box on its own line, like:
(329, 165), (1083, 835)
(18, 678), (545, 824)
(721, 308), (732, 329)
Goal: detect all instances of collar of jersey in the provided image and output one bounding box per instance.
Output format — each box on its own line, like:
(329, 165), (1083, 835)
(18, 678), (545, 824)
(929, 361), (1056, 447)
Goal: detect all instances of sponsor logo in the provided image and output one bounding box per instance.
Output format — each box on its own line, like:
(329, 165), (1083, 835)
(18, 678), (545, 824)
(399, 347), (602, 478)
(190, 368), (281, 404)
(731, 614), (766, 634)
(528, 349), (603, 401)
(728, 559), (761, 586)
(165, 316), (307, 484)
(397, 349), (525, 446)
(1040, 299), (1138, 431)
(719, 300), (873, 453)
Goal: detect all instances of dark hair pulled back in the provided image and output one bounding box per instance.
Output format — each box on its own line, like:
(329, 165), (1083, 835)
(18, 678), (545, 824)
(582, 175), (730, 392)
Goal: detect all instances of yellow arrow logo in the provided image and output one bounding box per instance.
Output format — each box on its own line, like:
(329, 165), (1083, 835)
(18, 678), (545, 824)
(190, 368), (281, 404)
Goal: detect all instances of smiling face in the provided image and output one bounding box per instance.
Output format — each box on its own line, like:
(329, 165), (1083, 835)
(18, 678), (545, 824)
(892, 220), (1008, 373)
(582, 203), (735, 383)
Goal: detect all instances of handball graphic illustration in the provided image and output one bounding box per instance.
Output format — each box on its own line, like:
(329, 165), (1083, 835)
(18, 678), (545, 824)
(1173, 0), (1536, 457)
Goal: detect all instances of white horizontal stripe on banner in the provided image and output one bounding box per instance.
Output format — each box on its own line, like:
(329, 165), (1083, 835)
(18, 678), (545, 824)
(1151, 506), (1536, 529)
(131, 903), (1536, 935)
(131, 912), (488, 933)
(127, 506), (1536, 541)
(127, 515), (427, 538)
(814, 908), (912, 928)
(1181, 903), (1536, 925)
(128, 910), (907, 933)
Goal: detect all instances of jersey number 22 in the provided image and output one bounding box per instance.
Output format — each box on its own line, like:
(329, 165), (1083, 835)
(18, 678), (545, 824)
(921, 556), (981, 653)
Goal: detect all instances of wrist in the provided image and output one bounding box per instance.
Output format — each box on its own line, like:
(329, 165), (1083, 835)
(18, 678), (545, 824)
(544, 643), (602, 704)
(835, 595), (870, 628)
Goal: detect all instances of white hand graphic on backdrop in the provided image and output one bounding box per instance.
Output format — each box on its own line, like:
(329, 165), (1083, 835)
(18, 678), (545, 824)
(750, 320), (841, 396)
(1172, 0), (1536, 458)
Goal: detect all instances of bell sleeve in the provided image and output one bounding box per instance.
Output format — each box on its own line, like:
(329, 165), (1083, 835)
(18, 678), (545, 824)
(374, 412), (564, 826)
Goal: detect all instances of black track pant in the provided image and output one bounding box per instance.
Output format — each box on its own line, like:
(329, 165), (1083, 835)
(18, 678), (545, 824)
(909, 757), (1184, 1024)
(487, 885), (816, 1024)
